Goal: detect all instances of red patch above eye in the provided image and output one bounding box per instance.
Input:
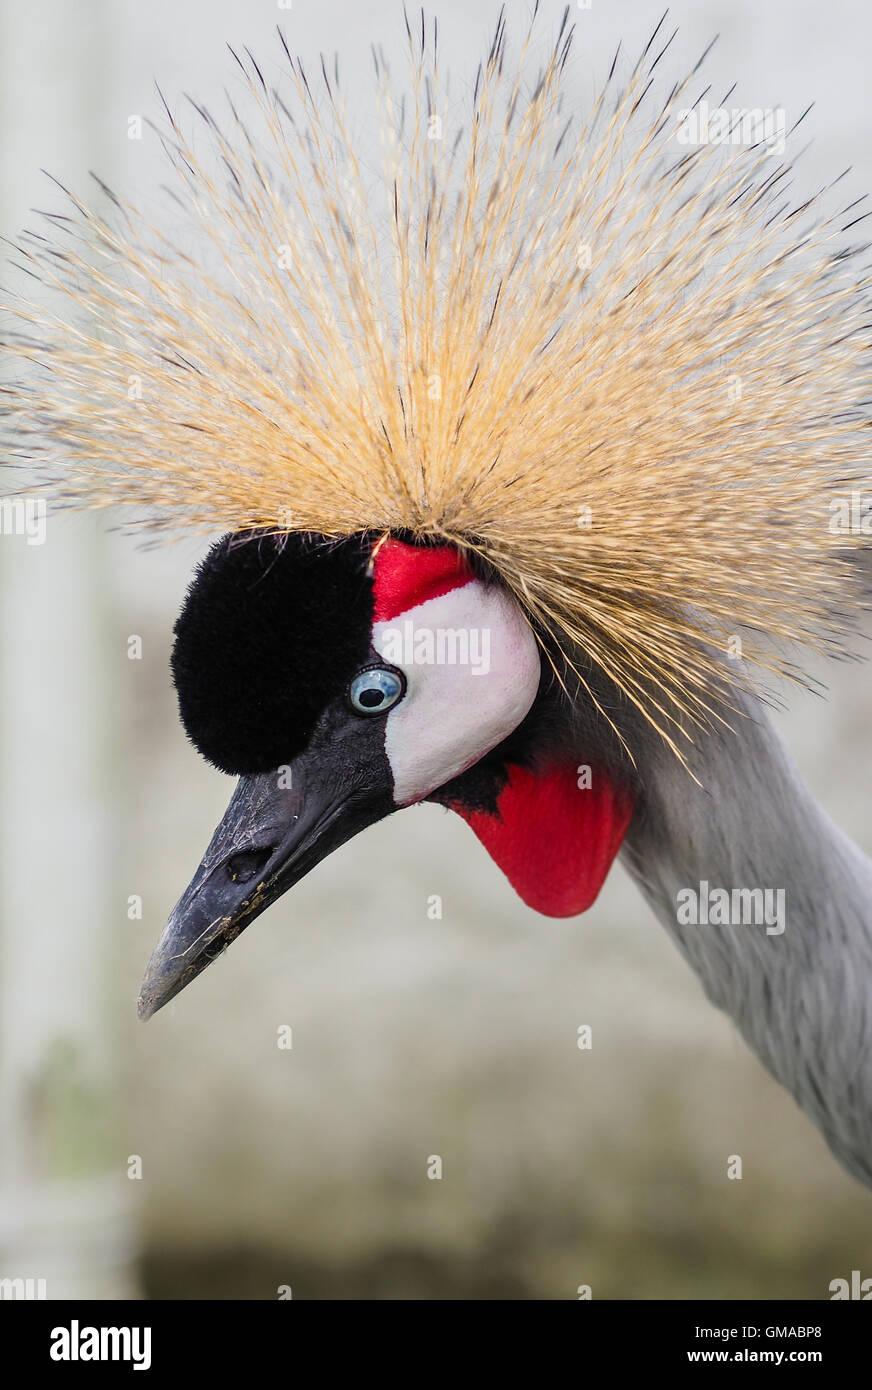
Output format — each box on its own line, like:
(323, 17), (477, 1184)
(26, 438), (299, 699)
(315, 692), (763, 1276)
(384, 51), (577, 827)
(372, 538), (473, 622)
(450, 762), (635, 917)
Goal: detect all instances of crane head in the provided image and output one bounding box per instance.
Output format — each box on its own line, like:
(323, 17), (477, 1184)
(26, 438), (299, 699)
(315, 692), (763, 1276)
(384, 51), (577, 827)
(137, 532), (634, 1018)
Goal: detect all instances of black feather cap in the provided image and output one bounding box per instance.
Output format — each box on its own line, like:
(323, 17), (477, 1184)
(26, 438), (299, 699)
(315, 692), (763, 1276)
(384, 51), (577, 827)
(171, 531), (376, 774)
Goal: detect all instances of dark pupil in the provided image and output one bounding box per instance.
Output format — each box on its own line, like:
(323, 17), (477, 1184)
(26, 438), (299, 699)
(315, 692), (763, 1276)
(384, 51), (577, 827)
(359, 687), (384, 708)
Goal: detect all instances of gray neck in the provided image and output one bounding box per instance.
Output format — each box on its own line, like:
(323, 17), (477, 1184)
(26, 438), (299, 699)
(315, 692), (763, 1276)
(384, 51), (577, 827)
(620, 687), (872, 1189)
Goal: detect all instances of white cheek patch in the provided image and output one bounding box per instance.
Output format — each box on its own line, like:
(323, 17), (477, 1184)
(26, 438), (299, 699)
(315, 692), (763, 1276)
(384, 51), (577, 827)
(373, 581), (541, 806)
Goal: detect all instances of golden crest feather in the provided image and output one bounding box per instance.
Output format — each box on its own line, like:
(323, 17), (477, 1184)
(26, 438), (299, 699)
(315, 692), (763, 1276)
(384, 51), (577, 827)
(2, 7), (871, 754)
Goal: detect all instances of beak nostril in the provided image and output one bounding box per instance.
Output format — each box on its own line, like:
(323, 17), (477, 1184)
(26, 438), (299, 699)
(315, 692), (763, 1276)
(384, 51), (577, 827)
(226, 848), (273, 885)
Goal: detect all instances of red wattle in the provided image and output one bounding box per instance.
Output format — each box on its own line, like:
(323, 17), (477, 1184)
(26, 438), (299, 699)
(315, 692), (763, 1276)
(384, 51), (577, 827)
(450, 763), (635, 917)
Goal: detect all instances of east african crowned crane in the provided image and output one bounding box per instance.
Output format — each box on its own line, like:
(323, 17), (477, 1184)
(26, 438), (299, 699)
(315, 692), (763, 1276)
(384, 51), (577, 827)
(3, 10), (872, 1189)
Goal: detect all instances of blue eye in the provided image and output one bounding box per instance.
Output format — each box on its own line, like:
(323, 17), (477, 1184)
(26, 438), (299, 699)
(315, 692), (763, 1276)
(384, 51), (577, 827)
(349, 666), (405, 715)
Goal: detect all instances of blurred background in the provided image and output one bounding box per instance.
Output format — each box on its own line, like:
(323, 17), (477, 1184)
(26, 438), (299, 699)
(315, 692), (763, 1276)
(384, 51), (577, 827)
(1, 0), (871, 1300)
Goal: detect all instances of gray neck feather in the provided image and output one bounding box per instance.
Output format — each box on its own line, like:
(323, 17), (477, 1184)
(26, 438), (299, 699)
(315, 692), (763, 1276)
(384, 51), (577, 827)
(620, 686), (872, 1188)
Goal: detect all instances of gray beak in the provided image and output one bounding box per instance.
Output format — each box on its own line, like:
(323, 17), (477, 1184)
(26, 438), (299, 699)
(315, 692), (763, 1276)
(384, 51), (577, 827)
(138, 752), (393, 1019)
